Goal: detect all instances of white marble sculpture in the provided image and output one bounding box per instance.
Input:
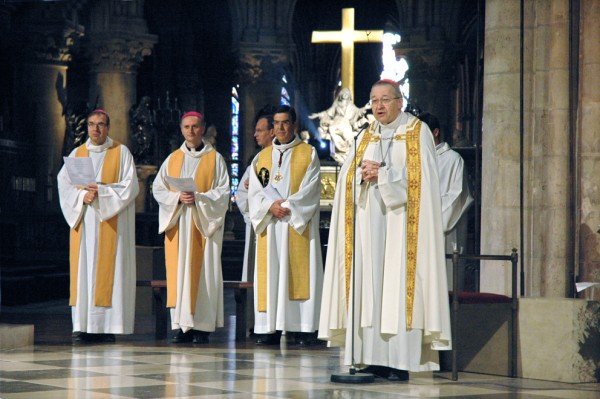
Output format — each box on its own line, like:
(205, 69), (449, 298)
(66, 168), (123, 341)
(309, 88), (371, 164)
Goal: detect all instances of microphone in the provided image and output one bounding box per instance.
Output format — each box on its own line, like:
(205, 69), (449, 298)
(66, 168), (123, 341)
(353, 122), (370, 142)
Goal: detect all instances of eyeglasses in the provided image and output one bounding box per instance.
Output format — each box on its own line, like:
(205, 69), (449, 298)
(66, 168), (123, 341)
(370, 97), (400, 107)
(87, 122), (108, 129)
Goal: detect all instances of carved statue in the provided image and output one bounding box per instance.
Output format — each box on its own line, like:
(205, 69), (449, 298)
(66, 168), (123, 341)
(129, 96), (156, 165)
(62, 100), (92, 156)
(309, 88), (370, 164)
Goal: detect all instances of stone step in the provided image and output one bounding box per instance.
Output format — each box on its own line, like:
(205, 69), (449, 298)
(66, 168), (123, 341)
(0, 323), (34, 350)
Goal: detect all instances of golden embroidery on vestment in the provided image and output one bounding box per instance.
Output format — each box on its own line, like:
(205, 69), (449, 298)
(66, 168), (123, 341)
(344, 123), (374, 308)
(405, 118), (422, 329)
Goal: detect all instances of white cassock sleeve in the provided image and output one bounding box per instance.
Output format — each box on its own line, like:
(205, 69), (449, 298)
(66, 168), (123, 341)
(95, 146), (140, 221)
(282, 148), (321, 235)
(377, 165), (408, 208)
(235, 167), (251, 224)
(57, 148), (87, 229)
(248, 157), (274, 235)
(440, 156), (472, 233)
(192, 155), (230, 238)
(152, 154), (183, 234)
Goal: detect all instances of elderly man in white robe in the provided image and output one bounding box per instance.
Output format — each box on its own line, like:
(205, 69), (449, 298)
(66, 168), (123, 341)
(248, 105), (323, 346)
(153, 111), (230, 344)
(419, 112), (474, 290)
(58, 109), (139, 343)
(319, 80), (452, 381)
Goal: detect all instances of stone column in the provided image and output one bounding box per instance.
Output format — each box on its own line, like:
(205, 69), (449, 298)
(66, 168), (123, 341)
(10, 10), (83, 211)
(527, 0), (570, 297)
(86, 0), (156, 148)
(237, 47), (289, 166)
(578, 0), (600, 298)
(481, 0), (571, 297)
(480, 0), (524, 295)
(228, 0), (295, 166)
(394, 42), (456, 135)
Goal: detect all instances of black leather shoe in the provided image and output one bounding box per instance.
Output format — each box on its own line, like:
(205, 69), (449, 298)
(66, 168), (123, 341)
(357, 365), (388, 378)
(296, 332), (317, 347)
(72, 331), (90, 343)
(98, 334), (116, 343)
(192, 330), (209, 344)
(387, 368), (409, 381)
(171, 329), (193, 343)
(255, 332), (281, 345)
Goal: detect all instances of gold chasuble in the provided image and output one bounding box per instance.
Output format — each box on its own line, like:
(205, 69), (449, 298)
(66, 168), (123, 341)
(69, 142), (122, 307)
(255, 143), (313, 312)
(164, 149), (216, 315)
(343, 119), (423, 329)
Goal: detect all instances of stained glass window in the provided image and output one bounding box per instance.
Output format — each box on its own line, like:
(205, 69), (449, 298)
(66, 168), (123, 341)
(230, 86), (240, 198)
(380, 32), (409, 111)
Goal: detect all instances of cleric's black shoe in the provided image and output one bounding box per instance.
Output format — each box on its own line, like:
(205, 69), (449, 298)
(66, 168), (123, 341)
(295, 332), (318, 347)
(171, 329), (193, 343)
(357, 365), (388, 378)
(72, 331), (90, 343)
(98, 333), (116, 343)
(192, 330), (209, 344)
(255, 332), (281, 345)
(387, 368), (409, 381)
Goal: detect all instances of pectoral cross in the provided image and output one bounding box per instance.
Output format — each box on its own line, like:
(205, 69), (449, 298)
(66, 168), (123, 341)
(311, 8), (384, 98)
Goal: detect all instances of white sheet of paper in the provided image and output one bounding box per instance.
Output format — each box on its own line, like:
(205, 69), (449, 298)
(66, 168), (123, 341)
(575, 282), (599, 293)
(262, 184), (283, 202)
(63, 156), (95, 186)
(165, 176), (197, 192)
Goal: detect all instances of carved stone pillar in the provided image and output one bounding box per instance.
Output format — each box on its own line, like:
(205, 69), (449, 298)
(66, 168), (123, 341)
(237, 47), (289, 165)
(481, 0), (571, 297)
(578, 0), (600, 298)
(228, 0), (295, 166)
(10, 6), (84, 211)
(86, 0), (156, 148)
(394, 41), (456, 133)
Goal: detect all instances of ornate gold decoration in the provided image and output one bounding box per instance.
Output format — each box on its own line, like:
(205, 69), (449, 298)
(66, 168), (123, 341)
(404, 119), (422, 329)
(343, 123), (374, 307)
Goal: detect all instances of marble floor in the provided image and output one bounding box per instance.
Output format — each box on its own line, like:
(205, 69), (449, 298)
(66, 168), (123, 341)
(1, 298), (599, 399)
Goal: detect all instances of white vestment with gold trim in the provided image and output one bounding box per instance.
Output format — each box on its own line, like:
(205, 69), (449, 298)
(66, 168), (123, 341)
(318, 113), (451, 372)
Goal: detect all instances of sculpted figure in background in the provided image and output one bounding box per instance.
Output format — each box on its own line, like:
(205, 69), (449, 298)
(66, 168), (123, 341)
(309, 88), (370, 164)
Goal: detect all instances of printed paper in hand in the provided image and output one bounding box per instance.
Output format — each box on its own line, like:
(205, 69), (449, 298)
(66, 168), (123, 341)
(63, 156), (95, 186)
(165, 176), (197, 192)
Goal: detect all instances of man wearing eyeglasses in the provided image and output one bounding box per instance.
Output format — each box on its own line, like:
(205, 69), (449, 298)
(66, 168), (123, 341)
(57, 109), (139, 344)
(152, 111), (230, 344)
(247, 105), (324, 346)
(319, 80), (451, 381)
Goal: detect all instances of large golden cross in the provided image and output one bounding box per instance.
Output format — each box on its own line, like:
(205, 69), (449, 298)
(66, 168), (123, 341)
(311, 8), (384, 98)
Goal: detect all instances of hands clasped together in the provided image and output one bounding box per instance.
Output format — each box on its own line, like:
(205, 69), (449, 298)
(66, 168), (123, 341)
(83, 183), (98, 205)
(269, 199), (290, 219)
(361, 160), (381, 183)
(179, 191), (196, 205)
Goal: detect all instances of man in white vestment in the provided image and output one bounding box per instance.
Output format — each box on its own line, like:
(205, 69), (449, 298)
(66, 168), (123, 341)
(319, 80), (452, 381)
(58, 109), (139, 343)
(419, 112), (474, 290)
(236, 109), (275, 334)
(248, 105), (324, 346)
(152, 111), (230, 344)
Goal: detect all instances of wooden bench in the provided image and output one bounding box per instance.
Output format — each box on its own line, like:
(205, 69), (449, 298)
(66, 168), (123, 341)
(136, 280), (253, 341)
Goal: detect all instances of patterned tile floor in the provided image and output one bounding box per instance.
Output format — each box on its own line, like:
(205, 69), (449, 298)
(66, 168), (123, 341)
(1, 297), (599, 398)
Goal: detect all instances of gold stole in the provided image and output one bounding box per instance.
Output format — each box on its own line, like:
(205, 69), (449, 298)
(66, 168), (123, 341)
(342, 119), (422, 329)
(69, 142), (122, 307)
(164, 148), (216, 315)
(255, 143), (313, 312)
(343, 123), (374, 307)
(404, 119), (422, 329)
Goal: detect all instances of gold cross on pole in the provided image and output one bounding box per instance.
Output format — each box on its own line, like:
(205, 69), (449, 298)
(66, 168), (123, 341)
(311, 8), (384, 98)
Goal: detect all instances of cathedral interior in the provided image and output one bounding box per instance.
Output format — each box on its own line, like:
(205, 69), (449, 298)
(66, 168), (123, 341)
(0, 0), (599, 396)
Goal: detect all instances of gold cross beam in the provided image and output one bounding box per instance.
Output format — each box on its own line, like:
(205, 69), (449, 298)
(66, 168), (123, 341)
(311, 8), (384, 98)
